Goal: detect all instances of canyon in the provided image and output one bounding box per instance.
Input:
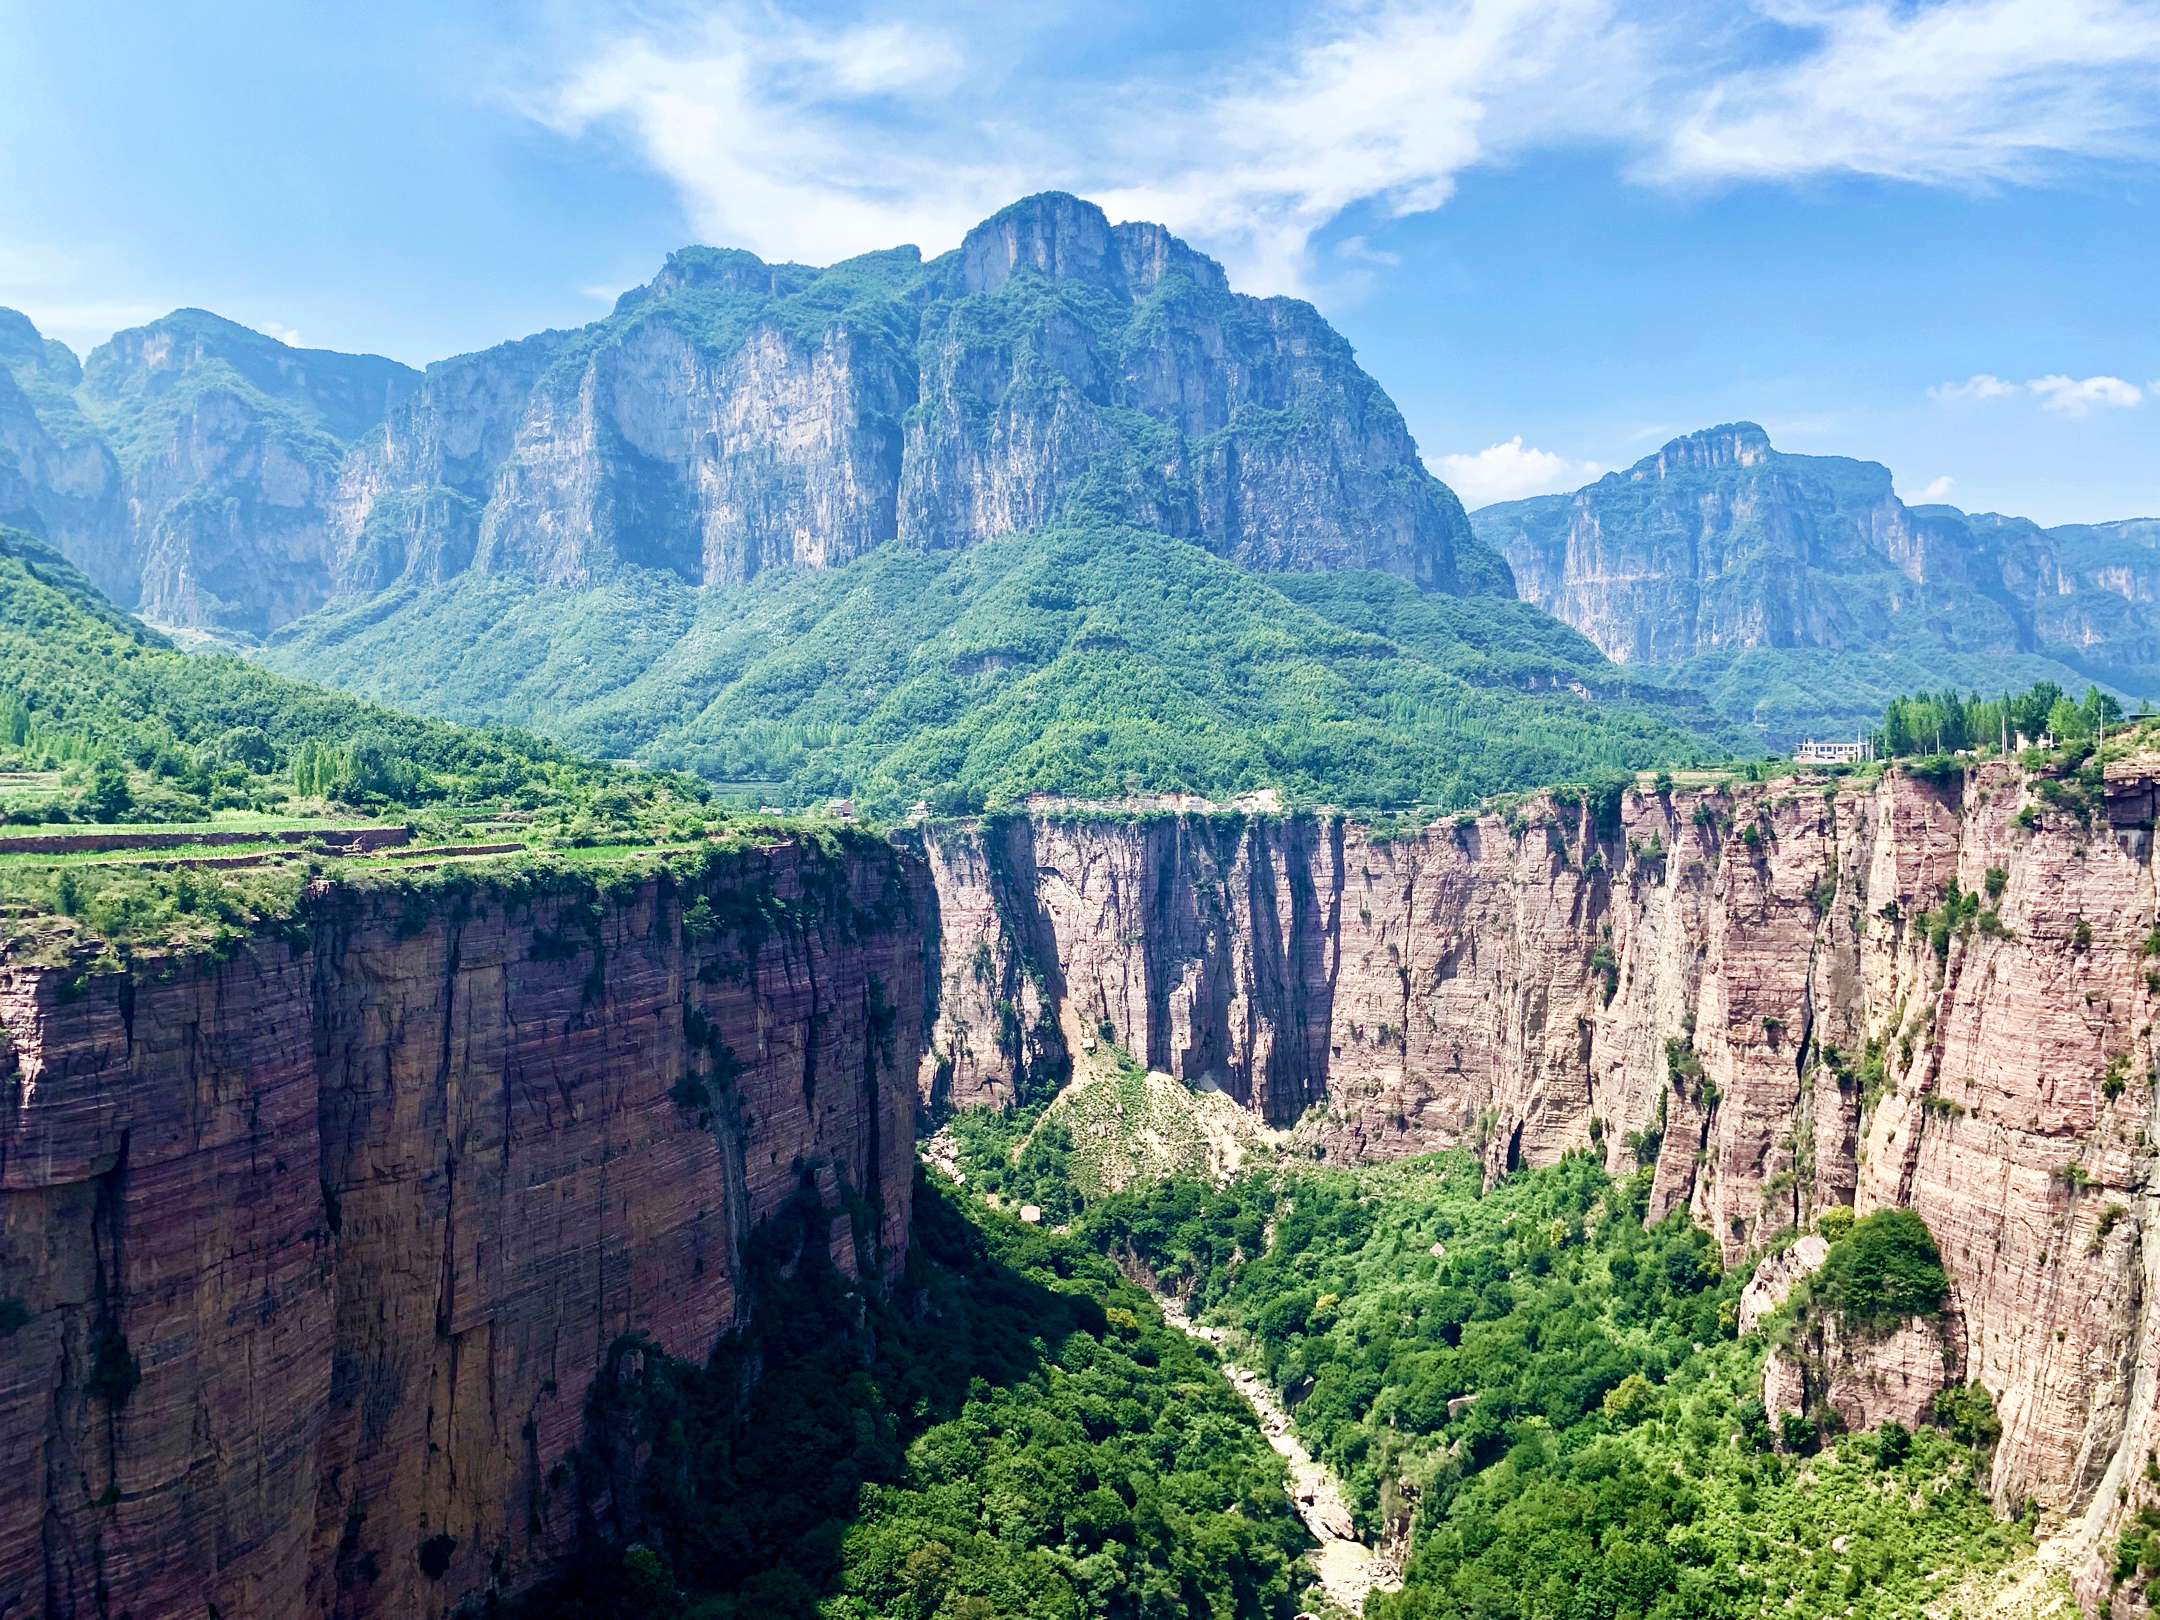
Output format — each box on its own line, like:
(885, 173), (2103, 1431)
(0, 836), (923, 1619)
(914, 754), (2160, 1604)
(9, 748), (2160, 1615)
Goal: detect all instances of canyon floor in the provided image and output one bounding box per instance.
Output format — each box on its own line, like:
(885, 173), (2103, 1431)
(1156, 1292), (1404, 1615)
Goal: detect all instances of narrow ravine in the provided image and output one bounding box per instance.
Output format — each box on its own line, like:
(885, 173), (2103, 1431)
(1156, 1296), (1403, 1614)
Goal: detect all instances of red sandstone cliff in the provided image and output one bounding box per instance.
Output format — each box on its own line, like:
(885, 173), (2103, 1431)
(0, 837), (924, 1619)
(918, 760), (2160, 1599)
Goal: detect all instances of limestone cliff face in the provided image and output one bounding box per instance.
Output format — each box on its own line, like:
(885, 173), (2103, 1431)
(329, 195), (1501, 598)
(1472, 422), (2160, 708)
(74, 311), (419, 633)
(327, 330), (570, 594)
(0, 837), (923, 1619)
(1479, 423), (2032, 666)
(1764, 1315), (1962, 1436)
(0, 312), (125, 595)
(896, 196), (1496, 591)
(6, 195), (1506, 628)
(922, 758), (2160, 1584)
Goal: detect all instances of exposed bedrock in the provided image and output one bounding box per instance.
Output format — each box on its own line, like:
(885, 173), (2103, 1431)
(918, 758), (2160, 1589)
(0, 837), (924, 1619)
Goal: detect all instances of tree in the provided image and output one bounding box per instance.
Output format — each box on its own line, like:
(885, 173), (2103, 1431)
(83, 759), (133, 823)
(1602, 1372), (1660, 1426)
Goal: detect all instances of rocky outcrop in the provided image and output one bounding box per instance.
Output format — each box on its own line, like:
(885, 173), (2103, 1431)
(0, 836), (924, 1619)
(1765, 1315), (1960, 1436)
(1471, 422), (2160, 732)
(919, 752), (2160, 1591)
(1737, 1232), (1829, 1335)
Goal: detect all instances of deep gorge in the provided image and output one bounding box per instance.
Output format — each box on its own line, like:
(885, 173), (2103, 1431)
(915, 754), (2160, 1611)
(0, 838), (923, 1617)
(5, 749), (2159, 1615)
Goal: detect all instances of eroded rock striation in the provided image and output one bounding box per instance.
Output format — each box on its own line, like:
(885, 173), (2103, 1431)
(919, 756), (2160, 1594)
(0, 837), (923, 1618)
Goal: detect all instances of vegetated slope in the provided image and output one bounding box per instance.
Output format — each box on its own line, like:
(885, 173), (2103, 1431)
(1081, 1154), (2023, 1620)
(498, 1170), (1312, 1620)
(1471, 422), (2160, 744)
(0, 522), (703, 828)
(265, 515), (1744, 815)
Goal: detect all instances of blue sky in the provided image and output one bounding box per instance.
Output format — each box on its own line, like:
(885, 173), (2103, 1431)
(1, 0), (2154, 524)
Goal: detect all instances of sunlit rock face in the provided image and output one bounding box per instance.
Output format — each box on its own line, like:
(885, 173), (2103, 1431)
(1474, 423), (2160, 735)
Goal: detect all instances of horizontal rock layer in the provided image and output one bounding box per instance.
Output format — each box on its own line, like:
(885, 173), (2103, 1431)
(921, 760), (2160, 1592)
(0, 837), (924, 1618)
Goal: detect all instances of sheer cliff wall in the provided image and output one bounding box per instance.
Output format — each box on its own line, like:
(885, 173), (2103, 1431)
(918, 760), (2160, 1589)
(0, 837), (924, 1620)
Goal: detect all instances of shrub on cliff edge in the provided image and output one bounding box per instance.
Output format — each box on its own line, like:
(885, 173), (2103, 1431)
(1816, 1209), (1949, 1332)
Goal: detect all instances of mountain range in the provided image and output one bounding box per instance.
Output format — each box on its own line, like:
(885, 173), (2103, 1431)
(1473, 423), (2160, 741)
(1, 191), (2153, 775)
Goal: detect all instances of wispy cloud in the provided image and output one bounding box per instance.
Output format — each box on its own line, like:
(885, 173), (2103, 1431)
(538, 13), (1023, 268)
(1920, 475), (1958, 500)
(534, 0), (2160, 290)
(2028, 373), (2145, 414)
(1929, 373), (2021, 402)
(1647, 0), (2160, 187)
(1931, 371), (2146, 414)
(1437, 437), (1599, 504)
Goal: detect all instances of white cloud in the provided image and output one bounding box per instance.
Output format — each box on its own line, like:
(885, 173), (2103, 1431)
(1920, 475), (1958, 500)
(258, 321), (305, 348)
(534, 0), (2160, 293)
(2028, 373), (2145, 414)
(1929, 371), (2147, 414)
(1929, 373), (2020, 402)
(538, 14), (1023, 268)
(1647, 0), (2160, 188)
(1437, 438), (1598, 505)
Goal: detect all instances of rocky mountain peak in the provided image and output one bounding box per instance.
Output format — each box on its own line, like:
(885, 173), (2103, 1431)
(636, 244), (814, 306)
(0, 308), (51, 370)
(6, 193), (1503, 627)
(0, 309), (81, 393)
(959, 191), (1229, 301)
(1634, 420), (1774, 480)
(81, 309), (419, 449)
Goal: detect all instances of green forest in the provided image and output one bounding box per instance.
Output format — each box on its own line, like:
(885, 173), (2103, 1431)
(1874, 678), (2124, 758)
(504, 1170), (1312, 1620)
(0, 523), (710, 831)
(1081, 1154), (2020, 1620)
(506, 1127), (2025, 1620)
(265, 517), (1745, 818)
